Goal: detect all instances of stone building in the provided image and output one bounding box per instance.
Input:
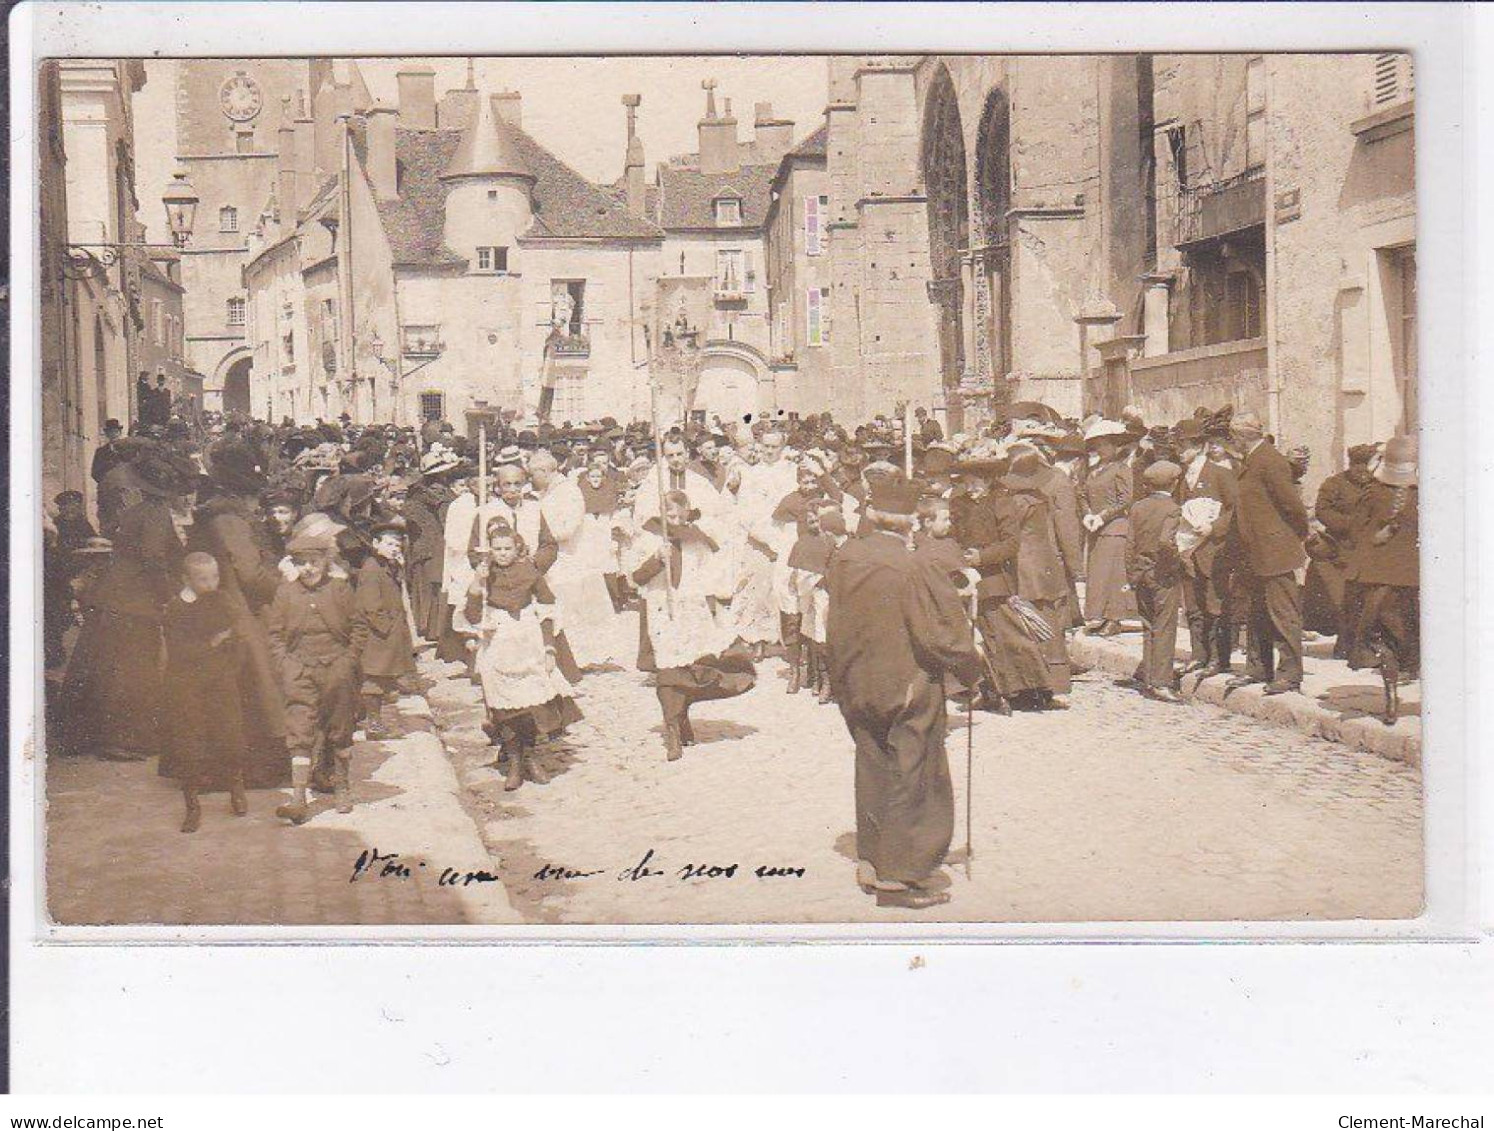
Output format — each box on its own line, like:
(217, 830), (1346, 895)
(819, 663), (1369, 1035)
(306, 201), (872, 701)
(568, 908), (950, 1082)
(1133, 52), (1416, 486)
(171, 59), (321, 415)
(238, 64), (816, 432)
(136, 255), (199, 414)
(244, 66), (664, 430)
(648, 87), (792, 426)
(763, 123), (830, 414)
(798, 52), (1415, 490)
(42, 59), (149, 515)
(799, 55), (1151, 429)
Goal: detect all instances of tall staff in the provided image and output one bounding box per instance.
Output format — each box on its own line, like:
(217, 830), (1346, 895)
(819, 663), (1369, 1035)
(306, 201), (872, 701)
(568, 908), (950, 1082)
(904, 402), (915, 477)
(649, 377), (676, 620)
(477, 420), (489, 554)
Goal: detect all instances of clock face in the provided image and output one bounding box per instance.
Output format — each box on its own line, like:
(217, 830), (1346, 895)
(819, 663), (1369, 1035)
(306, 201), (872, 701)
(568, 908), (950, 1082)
(219, 72), (263, 123)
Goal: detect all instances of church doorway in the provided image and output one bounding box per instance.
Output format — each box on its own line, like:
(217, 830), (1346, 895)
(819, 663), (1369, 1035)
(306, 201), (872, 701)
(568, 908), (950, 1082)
(922, 66), (969, 416)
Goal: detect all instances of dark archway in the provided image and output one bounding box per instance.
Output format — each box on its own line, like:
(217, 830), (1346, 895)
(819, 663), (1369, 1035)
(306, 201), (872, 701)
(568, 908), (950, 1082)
(222, 356), (253, 417)
(921, 66), (969, 407)
(975, 89), (1013, 383)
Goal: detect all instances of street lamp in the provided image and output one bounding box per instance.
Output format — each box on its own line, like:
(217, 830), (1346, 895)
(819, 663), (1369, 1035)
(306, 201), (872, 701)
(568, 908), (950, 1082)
(64, 169), (200, 276)
(161, 171), (200, 248)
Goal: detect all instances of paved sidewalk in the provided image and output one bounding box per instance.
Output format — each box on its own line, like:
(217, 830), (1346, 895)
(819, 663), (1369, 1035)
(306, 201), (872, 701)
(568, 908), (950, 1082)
(1068, 623), (1421, 763)
(45, 690), (515, 927)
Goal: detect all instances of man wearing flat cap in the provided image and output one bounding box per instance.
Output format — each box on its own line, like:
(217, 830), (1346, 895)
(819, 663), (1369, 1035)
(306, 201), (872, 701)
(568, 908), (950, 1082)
(1309, 443), (1378, 659)
(1228, 411), (1310, 695)
(826, 473), (984, 910)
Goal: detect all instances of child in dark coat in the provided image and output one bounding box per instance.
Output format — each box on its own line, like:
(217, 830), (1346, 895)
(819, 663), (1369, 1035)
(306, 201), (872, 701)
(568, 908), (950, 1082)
(355, 521), (416, 739)
(163, 552), (248, 832)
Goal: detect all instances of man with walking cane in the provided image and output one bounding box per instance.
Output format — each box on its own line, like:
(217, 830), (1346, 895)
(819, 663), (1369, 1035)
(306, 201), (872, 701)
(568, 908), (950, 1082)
(826, 473), (985, 910)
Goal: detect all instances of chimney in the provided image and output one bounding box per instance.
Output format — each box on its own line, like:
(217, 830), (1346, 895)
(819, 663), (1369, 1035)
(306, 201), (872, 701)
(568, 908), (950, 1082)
(291, 109), (313, 215)
(293, 90), (317, 214)
(397, 65), (436, 129)
(365, 104), (398, 201)
(697, 79), (739, 175)
(622, 93), (646, 216)
(436, 59), (479, 130)
(753, 101), (795, 166)
(492, 90), (522, 129)
(276, 97), (297, 232)
(313, 75), (340, 176)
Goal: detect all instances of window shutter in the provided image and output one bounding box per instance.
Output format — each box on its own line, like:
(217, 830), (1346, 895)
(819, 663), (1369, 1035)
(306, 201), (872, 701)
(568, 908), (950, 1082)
(806, 287), (822, 347)
(805, 195), (821, 256)
(820, 288), (831, 343)
(744, 249), (756, 293)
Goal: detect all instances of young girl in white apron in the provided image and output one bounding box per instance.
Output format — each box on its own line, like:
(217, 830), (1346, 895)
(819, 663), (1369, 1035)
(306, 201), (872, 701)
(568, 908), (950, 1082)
(461, 520), (582, 791)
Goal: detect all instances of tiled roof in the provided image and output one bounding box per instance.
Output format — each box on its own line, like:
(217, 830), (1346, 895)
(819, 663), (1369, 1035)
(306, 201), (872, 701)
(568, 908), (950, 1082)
(377, 126), (662, 267)
(511, 128), (662, 241)
(377, 132), (464, 266)
(655, 162), (777, 231)
(789, 123), (828, 159)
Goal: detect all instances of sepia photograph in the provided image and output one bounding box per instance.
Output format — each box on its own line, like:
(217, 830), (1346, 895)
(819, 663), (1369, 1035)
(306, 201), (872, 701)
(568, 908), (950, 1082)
(33, 46), (1427, 930)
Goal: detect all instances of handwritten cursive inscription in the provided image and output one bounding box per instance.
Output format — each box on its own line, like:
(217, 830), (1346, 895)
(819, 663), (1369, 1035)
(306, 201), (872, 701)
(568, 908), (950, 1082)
(351, 846), (806, 886)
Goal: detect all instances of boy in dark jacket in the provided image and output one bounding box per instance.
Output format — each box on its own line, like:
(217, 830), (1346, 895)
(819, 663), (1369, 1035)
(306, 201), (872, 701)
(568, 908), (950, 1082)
(1126, 460), (1185, 703)
(268, 523), (368, 823)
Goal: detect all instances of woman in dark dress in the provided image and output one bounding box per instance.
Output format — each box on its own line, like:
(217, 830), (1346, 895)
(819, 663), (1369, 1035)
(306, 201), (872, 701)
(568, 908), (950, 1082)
(951, 455), (1052, 712)
(57, 453), (190, 759)
(189, 439), (290, 788)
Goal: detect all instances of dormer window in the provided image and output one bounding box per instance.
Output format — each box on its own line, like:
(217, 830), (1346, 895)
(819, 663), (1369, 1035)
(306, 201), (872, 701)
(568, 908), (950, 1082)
(714, 196), (742, 226)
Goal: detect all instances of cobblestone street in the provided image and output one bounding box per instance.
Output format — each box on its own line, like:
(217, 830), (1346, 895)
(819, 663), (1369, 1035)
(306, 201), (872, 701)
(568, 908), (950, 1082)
(43, 637), (1423, 928)
(429, 641), (1424, 926)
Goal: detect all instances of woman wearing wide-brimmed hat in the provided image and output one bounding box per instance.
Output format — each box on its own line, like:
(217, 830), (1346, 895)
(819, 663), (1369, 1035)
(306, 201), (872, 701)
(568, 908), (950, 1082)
(1079, 418), (1139, 633)
(1346, 435), (1419, 718)
(56, 452), (193, 760)
(1001, 443), (1075, 704)
(951, 449), (1053, 712)
(404, 448), (465, 644)
(186, 438), (290, 788)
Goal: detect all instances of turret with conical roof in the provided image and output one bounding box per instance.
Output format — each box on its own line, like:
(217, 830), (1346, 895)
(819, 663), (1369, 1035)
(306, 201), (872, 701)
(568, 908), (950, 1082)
(440, 91), (535, 271)
(441, 90), (534, 183)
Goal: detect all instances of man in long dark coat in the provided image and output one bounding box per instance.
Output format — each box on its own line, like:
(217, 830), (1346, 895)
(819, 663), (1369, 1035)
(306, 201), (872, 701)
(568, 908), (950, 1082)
(827, 474), (984, 910)
(1227, 412), (1310, 695)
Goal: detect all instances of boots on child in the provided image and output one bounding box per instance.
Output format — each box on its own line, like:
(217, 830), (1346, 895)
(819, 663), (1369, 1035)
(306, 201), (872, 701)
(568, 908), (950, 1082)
(276, 757), (313, 825)
(782, 613), (803, 694)
(334, 751), (353, 814)
(181, 787), (202, 834)
(361, 693), (394, 740)
(229, 771), (248, 817)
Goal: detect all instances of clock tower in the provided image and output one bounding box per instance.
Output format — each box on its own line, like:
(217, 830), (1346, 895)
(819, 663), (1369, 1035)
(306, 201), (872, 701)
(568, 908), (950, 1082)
(173, 59), (312, 413)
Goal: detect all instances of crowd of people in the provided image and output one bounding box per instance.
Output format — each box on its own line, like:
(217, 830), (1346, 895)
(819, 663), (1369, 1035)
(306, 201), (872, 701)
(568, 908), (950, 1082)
(42, 397), (1419, 908)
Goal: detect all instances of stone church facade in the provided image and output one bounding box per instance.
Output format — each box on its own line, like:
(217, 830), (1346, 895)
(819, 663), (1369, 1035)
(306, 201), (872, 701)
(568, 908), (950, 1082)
(776, 52), (1414, 490)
